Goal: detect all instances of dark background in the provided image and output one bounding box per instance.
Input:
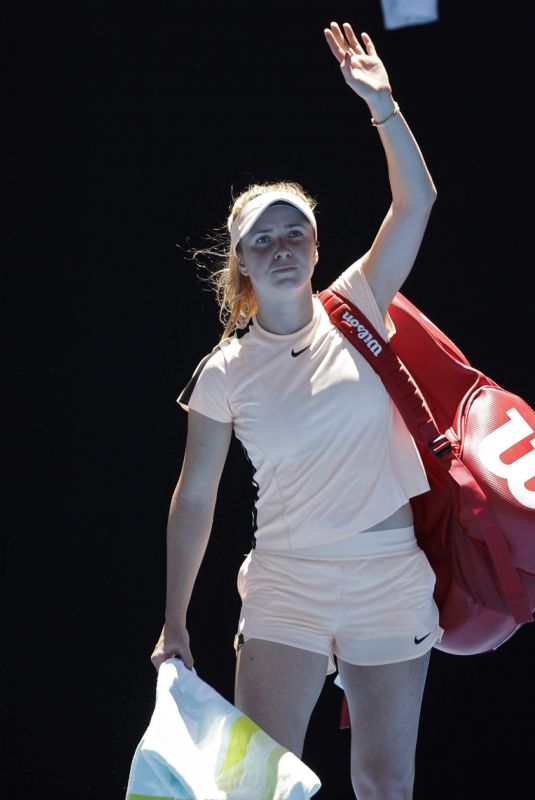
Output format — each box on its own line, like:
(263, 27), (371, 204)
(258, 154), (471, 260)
(4, 1), (535, 798)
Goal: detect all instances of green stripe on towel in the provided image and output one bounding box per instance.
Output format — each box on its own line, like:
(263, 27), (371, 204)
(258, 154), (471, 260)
(127, 794), (174, 800)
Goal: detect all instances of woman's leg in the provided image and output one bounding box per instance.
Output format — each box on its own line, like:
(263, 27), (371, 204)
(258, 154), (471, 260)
(234, 637), (328, 758)
(337, 651), (431, 800)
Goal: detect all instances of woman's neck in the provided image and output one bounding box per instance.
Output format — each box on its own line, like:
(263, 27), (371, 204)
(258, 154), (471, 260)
(255, 288), (315, 335)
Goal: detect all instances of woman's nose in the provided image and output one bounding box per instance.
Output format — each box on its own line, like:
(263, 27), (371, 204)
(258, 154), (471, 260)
(274, 238), (292, 258)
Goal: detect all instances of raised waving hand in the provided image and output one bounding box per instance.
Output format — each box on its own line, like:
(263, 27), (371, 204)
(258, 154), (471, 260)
(324, 22), (392, 105)
(323, 20), (437, 318)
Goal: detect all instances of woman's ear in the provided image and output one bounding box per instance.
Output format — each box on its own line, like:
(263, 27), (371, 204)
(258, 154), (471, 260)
(314, 247), (319, 265)
(236, 244), (248, 275)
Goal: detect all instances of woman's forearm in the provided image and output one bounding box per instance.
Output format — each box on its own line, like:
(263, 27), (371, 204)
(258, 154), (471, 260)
(369, 92), (437, 210)
(323, 25), (436, 212)
(164, 491), (215, 627)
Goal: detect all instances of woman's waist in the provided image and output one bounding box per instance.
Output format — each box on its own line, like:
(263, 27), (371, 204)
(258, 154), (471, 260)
(254, 523), (419, 560)
(365, 501), (413, 531)
(252, 501), (415, 553)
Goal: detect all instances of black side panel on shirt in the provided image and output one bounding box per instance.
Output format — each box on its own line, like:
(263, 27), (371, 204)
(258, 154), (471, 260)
(238, 441), (259, 549)
(177, 323), (251, 407)
(177, 345), (220, 408)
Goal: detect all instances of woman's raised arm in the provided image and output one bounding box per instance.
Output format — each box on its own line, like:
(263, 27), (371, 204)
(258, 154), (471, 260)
(324, 21), (437, 317)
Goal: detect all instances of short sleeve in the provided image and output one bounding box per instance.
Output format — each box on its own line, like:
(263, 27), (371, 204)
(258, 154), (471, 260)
(329, 259), (396, 342)
(177, 347), (233, 423)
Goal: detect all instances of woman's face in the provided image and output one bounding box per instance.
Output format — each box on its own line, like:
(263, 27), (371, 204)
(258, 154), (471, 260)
(237, 203), (318, 296)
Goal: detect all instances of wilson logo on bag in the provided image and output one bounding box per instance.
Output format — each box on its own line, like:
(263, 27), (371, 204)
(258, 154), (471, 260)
(476, 405), (535, 509)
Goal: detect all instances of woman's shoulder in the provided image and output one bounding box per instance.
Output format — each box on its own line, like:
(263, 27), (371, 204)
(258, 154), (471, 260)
(323, 259), (396, 342)
(187, 326), (252, 379)
(328, 258), (366, 299)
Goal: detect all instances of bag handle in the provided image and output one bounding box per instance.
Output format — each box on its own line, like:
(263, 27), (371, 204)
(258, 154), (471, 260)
(318, 288), (531, 624)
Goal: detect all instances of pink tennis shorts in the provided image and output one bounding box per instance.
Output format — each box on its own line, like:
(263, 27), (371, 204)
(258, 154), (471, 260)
(234, 525), (443, 674)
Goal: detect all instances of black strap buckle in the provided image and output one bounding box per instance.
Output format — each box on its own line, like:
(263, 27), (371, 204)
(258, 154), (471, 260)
(429, 434), (452, 458)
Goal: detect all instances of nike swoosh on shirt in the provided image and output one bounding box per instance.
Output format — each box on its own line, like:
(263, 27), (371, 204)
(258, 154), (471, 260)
(291, 345), (310, 357)
(414, 632), (431, 645)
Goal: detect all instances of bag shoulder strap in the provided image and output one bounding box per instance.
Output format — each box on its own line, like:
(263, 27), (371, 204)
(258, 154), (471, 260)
(318, 287), (451, 457)
(318, 287), (531, 624)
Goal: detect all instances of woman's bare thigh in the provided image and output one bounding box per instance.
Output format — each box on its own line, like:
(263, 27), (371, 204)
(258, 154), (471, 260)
(337, 652), (431, 794)
(234, 637), (328, 758)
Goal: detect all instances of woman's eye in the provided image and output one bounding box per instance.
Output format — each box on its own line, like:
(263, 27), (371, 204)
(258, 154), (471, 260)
(253, 229), (303, 245)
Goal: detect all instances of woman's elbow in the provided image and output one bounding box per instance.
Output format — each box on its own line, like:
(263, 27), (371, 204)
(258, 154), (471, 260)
(415, 184), (437, 217)
(428, 181), (438, 205)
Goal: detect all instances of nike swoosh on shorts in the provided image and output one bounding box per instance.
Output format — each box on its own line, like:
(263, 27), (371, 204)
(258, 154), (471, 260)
(414, 632), (431, 645)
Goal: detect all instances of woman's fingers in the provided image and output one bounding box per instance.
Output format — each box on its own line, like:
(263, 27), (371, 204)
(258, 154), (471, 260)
(342, 22), (363, 53)
(329, 21), (351, 57)
(327, 21), (345, 47)
(324, 21), (367, 65)
(150, 623), (194, 672)
(151, 651), (194, 672)
(361, 31), (376, 56)
(324, 26), (346, 63)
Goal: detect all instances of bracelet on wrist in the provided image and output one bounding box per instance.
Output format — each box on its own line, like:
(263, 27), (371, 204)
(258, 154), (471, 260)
(371, 101), (400, 128)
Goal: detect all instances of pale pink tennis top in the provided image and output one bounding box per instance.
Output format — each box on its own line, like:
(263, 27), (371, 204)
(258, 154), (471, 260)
(178, 260), (430, 551)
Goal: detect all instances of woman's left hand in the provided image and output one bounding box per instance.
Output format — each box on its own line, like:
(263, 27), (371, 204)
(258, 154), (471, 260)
(324, 22), (392, 105)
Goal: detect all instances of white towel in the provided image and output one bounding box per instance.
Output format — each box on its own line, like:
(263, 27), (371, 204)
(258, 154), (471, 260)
(125, 658), (322, 799)
(380, 0), (439, 29)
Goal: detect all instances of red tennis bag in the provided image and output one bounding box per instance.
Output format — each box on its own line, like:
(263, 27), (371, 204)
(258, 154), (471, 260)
(319, 288), (535, 656)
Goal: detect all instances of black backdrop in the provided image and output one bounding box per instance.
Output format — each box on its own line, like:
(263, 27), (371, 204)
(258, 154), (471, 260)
(5, 1), (535, 798)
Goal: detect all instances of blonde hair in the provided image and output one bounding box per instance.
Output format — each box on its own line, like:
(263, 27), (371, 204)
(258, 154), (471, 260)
(192, 181), (317, 341)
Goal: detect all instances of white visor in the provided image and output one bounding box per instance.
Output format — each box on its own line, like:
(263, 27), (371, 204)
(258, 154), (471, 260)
(229, 191), (317, 254)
